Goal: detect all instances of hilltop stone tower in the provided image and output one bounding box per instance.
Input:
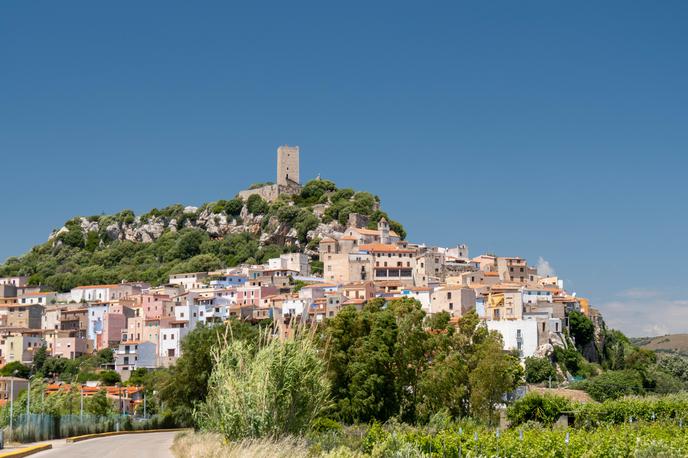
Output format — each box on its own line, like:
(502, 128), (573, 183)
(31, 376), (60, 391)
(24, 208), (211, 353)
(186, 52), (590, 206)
(277, 145), (300, 186)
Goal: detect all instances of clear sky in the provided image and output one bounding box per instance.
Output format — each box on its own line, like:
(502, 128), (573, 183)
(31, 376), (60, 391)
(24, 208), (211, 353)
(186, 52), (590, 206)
(1, 1), (687, 336)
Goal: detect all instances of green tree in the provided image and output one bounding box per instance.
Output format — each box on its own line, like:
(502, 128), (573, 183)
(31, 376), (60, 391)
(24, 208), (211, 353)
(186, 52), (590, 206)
(325, 302), (397, 423)
(0, 361), (30, 378)
(246, 195), (269, 215)
(525, 356), (557, 384)
(33, 345), (49, 374)
(86, 389), (114, 417)
(469, 333), (522, 425)
(224, 198), (244, 216)
(568, 311), (595, 349)
(127, 368), (149, 386)
(85, 231), (100, 252)
(172, 229), (208, 260)
(388, 298), (428, 422)
(425, 311), (451, 331)
(99, 370), (121, 386)
(58, 227), (85, 248)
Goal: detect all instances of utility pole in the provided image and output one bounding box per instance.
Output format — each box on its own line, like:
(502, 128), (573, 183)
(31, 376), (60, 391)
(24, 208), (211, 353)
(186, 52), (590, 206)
(26, 377), (31, 429)
(80, 386), (84, 422)
(9, 377), (14, 442)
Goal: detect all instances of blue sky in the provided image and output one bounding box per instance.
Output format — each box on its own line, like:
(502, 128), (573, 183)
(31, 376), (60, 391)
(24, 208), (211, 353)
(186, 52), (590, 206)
(1, 1), (687, 336)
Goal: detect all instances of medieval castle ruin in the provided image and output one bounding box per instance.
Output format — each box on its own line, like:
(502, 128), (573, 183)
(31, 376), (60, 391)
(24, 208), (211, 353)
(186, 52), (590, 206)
(238, 145), (303, 202)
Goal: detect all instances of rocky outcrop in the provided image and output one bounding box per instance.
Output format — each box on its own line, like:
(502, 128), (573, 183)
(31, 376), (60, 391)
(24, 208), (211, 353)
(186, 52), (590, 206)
(48, 203), (345, 250)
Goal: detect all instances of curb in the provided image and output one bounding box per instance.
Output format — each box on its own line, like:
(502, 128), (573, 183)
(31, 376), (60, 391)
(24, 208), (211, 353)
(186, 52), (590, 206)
(0, 444), (53, 458)
(66, 428), (187, 444)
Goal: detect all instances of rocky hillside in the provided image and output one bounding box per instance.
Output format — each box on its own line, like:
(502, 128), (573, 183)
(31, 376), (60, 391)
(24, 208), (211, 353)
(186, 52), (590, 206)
(0, 179), (406, 292)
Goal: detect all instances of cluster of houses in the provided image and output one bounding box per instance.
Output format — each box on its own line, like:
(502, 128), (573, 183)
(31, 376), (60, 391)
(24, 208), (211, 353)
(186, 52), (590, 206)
(0, 148), (603, 387)
(0, 215), (602, 383)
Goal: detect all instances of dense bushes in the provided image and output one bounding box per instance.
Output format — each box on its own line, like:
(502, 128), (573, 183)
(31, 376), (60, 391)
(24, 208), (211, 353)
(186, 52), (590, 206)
(508, 392), (573, 426)
(0, 179), (406, 290)
(0, 228), (282, 292)
(574, 370), (645, 401)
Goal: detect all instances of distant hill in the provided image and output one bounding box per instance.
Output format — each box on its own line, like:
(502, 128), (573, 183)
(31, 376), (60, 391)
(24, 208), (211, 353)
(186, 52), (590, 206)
(0, 179), (405, 292)
(632, 334), (688, 356)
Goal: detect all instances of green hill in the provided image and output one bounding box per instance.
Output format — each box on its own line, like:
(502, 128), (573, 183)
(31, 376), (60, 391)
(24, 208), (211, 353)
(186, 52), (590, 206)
(0, 179), (405, 292)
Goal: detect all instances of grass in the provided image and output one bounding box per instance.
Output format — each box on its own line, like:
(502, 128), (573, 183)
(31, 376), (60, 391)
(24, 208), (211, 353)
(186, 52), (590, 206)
(171, 432), (310, 458)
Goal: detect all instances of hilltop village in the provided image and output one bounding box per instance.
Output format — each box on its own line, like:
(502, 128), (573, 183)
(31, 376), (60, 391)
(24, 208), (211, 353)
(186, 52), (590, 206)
(0, 146), (604, 388)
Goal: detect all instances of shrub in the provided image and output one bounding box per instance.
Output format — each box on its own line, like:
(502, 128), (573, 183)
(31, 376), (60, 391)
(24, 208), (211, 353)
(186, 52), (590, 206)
(507, 392), (573, 426)
(524, 357), (557, 384)
(299, 179), (337, 205)
(196, 329), (330, 439)
(575, 370), (645, 402)
(554, 345), (584, 375)
(311, 417), (343, 434)
(246, 195), (269, 215)
(98, 370), (121, 386)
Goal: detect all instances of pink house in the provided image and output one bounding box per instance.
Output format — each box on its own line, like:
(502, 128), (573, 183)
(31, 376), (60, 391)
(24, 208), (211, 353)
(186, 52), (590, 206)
(98, 303), (133, 350)
(236, 285), (279, 307)
(130, 294), (172, 320)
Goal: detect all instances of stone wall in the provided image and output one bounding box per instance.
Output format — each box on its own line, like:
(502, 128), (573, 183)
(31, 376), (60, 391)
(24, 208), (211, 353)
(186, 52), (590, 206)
(237, 183), (302, 203)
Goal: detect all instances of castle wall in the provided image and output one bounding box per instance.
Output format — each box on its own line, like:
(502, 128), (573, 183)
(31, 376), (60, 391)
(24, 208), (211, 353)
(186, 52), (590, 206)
(237, 183), (301, 203)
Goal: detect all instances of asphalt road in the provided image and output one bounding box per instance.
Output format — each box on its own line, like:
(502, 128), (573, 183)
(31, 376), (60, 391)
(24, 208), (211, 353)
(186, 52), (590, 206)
(31, 431), (177, 458)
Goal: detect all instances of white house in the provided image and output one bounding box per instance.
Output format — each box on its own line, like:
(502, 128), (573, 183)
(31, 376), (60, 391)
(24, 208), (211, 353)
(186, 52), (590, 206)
(268, 253), (310, 276)
(18, 292), (57, 306)
(168, 272), (209, 291)
(159, 325), (190, 358)
(70, 284), (142, 303)
(522, 287), (553, 305)
(486, 319), (539, 358)
(282, 298), (309, 320)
